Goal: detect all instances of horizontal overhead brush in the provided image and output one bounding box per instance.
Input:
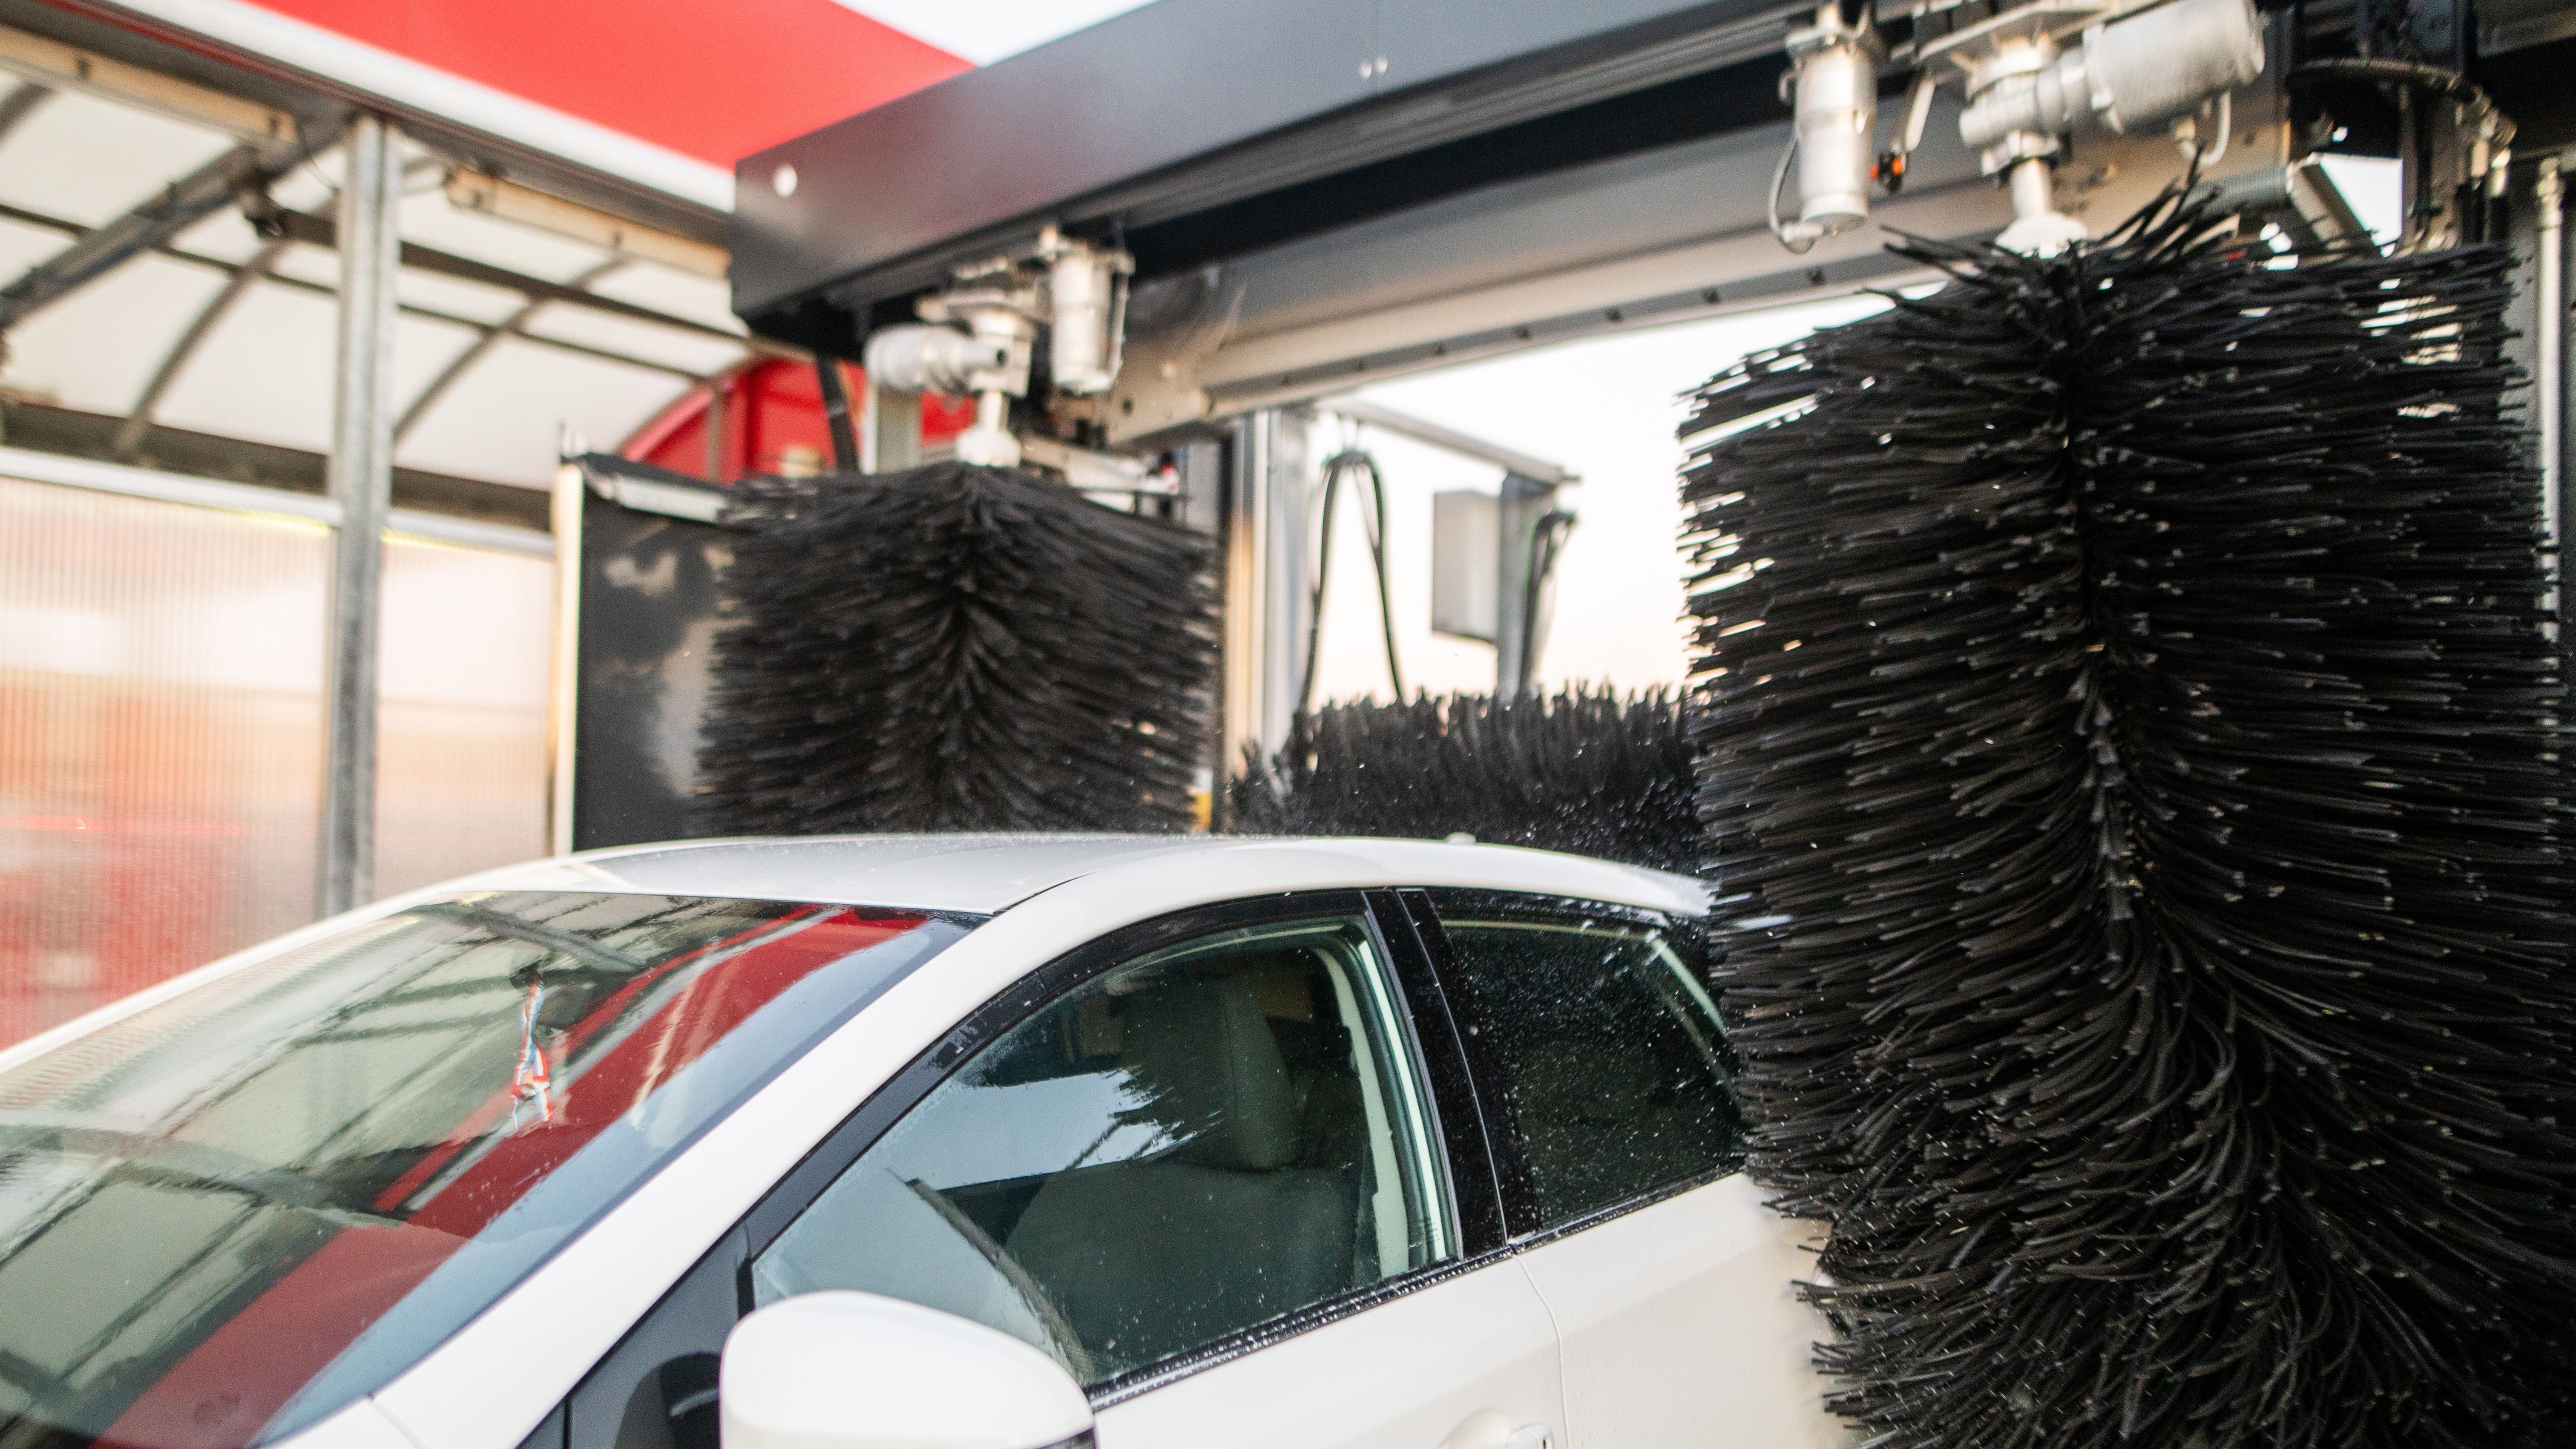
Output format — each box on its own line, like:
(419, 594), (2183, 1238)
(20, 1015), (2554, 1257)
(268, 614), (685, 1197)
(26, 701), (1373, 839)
(1681, 193), (2576, 1447)
(694, 462), (1219, 835)
(1233, 689), (1699, 871)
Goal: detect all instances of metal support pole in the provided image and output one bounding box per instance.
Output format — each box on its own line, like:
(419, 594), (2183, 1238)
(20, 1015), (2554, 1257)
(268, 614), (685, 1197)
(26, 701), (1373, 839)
(318, 113), (400, 917)
(547, 459), (584, 857)
(1221, 415), (1269, 791)
(1221, 408), (1314, 782)
(1495, 471), (1555, 696)
(1260, 408), (1314, 749)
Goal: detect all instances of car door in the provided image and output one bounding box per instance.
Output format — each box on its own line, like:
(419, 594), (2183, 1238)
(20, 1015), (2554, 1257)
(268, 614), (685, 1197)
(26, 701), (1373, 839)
(1407, 891), (1847, 1449)
(597, 892), (1562, 1449)
(1087, 892), (1560, 1449)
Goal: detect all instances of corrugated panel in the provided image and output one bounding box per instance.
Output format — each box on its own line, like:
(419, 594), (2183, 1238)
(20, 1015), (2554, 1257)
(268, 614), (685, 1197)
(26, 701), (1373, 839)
(0, 477), (548, 1047)
(377, 536), (551, 897)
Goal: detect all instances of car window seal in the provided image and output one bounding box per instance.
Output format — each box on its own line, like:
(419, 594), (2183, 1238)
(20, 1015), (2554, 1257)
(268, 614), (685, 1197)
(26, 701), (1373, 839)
(1372, 889), (1509, 1257)
(1397, 893), (1550, 1239)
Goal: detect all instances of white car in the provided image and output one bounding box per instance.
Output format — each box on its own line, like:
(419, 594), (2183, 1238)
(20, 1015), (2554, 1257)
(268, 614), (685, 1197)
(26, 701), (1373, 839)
(0, 836), (1841, 1449)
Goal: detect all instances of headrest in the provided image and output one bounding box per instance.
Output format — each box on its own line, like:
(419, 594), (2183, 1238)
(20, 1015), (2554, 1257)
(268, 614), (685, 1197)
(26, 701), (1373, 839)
(1121, 975), (1297, 1172)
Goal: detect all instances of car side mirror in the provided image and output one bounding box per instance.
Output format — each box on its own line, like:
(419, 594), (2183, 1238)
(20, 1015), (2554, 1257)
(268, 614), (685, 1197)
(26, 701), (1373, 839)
(720, 1292), (1093, 1449)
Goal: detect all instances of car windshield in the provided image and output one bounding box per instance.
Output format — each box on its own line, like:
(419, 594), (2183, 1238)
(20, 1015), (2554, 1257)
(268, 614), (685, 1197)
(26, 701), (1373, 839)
(0, 890), (970, 1449)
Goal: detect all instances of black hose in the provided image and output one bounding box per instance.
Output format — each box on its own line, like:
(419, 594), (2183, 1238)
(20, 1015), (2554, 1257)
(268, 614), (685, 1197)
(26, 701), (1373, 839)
(1299, 448), (1406, 710)
(814, 358), (859, 472)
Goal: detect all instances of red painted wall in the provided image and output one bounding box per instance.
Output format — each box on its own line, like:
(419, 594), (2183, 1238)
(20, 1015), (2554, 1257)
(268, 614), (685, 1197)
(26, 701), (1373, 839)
(238, 0), (969, 164)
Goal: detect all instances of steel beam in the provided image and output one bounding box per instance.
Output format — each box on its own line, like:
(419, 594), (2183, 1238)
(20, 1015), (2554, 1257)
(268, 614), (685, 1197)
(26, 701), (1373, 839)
(0, 118), (333, 332)
(1322, 396), (1575, 486)
(393, 257), (624, 442)
(318, 113), (400, 917)
(0, 80), (49, 147)
(272, 207), (767, 351)
(1236, 408), (1314, 750)
(113, 236), (286, 457)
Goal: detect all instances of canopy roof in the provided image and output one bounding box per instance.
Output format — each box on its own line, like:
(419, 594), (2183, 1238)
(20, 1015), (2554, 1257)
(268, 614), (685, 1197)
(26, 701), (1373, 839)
(0, 0), (1142, 506)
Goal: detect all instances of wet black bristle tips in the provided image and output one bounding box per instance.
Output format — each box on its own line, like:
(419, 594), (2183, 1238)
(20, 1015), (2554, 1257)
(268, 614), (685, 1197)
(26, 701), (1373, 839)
(1232, 689), (1700, 871)
(695, 462), (1218, 834)
(1681, 196), (2576, 1447)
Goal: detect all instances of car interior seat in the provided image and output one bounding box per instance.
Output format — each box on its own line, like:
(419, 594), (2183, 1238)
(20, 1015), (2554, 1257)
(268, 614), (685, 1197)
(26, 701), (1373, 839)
(1003, 971), (1359, 1373)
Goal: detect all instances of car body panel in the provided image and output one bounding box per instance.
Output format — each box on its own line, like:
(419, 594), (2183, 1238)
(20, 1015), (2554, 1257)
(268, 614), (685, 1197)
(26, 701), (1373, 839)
(477, 834), (1711, 917)
(1091, 1256), (1565, 1449)
(1517, 1175), (1845, 1448)
(352, 837), (1707, 1449)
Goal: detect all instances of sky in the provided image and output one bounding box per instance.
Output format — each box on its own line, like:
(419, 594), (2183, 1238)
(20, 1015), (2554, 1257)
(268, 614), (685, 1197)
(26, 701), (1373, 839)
(830, 0), (1159, 63)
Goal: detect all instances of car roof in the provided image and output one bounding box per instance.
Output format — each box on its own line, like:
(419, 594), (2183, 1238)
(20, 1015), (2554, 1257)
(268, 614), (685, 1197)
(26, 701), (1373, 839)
(462, 834), (1710, 919)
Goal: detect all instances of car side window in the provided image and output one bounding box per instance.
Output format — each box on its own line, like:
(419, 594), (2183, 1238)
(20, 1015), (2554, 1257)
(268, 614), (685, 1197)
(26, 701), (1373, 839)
(1430, 907), (1742, 1229)
(748, 913), (1451, 1386)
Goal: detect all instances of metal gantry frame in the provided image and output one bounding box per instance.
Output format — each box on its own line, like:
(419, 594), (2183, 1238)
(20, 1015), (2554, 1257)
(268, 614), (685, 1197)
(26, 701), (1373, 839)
(1320, 397), (1577, 698)
(1210, 395), (1582, 805)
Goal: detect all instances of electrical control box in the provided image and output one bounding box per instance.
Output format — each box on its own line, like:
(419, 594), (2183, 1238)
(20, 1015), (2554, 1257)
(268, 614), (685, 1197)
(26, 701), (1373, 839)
(1431, 489), (1499, 643)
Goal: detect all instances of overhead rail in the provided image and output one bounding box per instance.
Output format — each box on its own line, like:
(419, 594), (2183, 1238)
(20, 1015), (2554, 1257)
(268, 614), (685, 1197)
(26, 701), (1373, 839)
(0, 19), (299, 144)
(0, 189), (771, 412)
(1320, 397), (1576, 486)
(38, 0), (732, 223)
(734, 0), (1824, 336)
(0, 439), (552, 556)
(736, 0), (2361, 446)
(0, 114), (339, 331)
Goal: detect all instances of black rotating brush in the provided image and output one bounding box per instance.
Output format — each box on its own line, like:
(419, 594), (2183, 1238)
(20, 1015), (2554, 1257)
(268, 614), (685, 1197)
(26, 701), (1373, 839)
(1681, 194), (2576, 1449)
(1232, 689), (1699, 870)
(694, 462), (1218, 834)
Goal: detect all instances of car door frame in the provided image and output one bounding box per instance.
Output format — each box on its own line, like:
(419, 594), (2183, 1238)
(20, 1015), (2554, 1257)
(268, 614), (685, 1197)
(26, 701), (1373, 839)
(540, 887), (1512, 1449)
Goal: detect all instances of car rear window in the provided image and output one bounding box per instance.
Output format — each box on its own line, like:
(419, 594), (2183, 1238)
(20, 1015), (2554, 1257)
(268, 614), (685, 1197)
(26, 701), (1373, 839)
(1431, 911), (1742, 1228)
(0, 891), (969, 1449)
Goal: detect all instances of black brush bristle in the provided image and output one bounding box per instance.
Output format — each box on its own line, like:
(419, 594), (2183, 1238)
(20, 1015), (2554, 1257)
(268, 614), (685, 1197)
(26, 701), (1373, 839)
(1233, 688), (1699, 870)
(1680, 195), (2576, 1447)
(695, 462), (1218, 834)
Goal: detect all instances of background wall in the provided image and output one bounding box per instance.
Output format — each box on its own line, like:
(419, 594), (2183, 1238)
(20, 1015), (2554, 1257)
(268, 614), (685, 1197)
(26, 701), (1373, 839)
(0, 478), (549, 1047)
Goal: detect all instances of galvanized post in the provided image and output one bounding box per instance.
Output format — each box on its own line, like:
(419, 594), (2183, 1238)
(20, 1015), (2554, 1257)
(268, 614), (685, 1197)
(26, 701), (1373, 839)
(318, 113), (401, 917)
(1495, 471), (1555, 696)
(1259, 408), (1314, 751)
(1220, 414), (1267, 805)
(1221, 408), (1316, 789)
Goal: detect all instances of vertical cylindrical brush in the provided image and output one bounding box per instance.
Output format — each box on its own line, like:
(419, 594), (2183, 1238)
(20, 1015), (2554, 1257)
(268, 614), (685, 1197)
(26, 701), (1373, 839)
(1682, 193), (2576, 1447)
